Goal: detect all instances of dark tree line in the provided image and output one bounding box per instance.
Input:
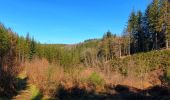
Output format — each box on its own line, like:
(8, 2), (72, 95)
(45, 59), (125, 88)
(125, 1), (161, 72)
(0, 24), (39, 97)
(123, 0), (170, 55)
(0, 24), (19, 97)
(1, 0), (169, 68)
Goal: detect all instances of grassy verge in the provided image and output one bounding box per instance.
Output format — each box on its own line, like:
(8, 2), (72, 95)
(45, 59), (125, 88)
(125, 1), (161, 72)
(30, 85), (42, 100)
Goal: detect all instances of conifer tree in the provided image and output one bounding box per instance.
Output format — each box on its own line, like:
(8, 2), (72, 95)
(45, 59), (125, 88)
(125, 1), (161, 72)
(166, 0), (170, 48)
(29, 38), (36, 61)
(127, 10), (137, 53)
(143, 4), (153, 51)
(148, 0), (160, 49)
(135, 11), (143, 52)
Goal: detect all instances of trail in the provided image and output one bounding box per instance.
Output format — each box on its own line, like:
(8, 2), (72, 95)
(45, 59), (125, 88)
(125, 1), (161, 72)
(12, 71), (42, 100)
(12, 86), (31, 100)
(12, 71), (32, 100)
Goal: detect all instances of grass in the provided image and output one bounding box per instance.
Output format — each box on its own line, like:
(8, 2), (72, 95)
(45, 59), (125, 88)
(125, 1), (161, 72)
(17, 70), (27, 79)
(166, 67), (170, 82)
(11, 70), (42, 100)
(30, 85), (42, 100)
(23, 50), (170, 99)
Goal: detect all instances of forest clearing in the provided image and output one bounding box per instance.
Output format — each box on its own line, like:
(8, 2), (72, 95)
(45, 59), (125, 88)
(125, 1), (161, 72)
(1, 0), (170, 100)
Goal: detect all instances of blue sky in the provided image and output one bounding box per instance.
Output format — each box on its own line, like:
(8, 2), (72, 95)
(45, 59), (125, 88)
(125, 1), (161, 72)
(0, 0), (151, 44)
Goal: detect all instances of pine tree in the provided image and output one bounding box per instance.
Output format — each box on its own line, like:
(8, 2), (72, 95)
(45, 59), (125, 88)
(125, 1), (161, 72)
(127, 10), (137, 54)
(136, 11), (145, 52)
(0, 24), (10, 58)
(142, 4), (152, 51)
(121, 28), (130, 55)
(166, 0), (170, 48)
(0, 23), (19, 96)
(29, 37), (36, 61)
(158, 0), (168, 48)
(148, 0), (160, 50)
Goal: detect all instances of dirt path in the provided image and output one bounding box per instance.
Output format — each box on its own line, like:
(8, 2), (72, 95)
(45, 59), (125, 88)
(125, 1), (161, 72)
(12, 86), (31, 100)
(12, 71), (32, 100)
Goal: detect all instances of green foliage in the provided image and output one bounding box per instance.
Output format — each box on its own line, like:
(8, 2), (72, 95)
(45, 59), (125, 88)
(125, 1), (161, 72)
(86, 72), (105, 86)
(98, 31), (120, 61)
(103, 31), (116, 39)
(0, 0), (170, 98)
(30, 85), (42, 100)
(124, 0), (170, 53)
(0, 24), (10, 57)
(166, 66), (170, 81)
(29, 38), (36, 61)
(0, 24), (19, 97)
(112, 50), (170, 80)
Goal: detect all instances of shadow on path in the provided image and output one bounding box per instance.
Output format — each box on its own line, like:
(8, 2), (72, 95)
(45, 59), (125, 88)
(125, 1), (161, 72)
(55, 84), (170, 100)
(15, 77), (28, 92)
(12, 77), (43, 100)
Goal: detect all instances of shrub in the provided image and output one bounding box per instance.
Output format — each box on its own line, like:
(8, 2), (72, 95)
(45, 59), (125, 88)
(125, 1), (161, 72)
(86, 72), (105, 86)
(25, 58), (64, 97)
(110, 50), (170, 86)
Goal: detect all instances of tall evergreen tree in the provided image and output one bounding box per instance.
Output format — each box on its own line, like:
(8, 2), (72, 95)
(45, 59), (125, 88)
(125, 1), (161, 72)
(142, 4), (153, 51)
(166, 0), (170, 48)
(158, 0), (168, 48)
(127, 10), (137, 54)
(29, 38), (36, 61)
(136, 11), (145, 52)
(148, 0), (160, 49)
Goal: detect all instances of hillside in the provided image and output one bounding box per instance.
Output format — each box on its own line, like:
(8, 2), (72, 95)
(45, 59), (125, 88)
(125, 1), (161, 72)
(1, 24), (170, 100)
(1, 0), (170, 100)
(1, 28), (170, 99)
(3, 49), (170, 100)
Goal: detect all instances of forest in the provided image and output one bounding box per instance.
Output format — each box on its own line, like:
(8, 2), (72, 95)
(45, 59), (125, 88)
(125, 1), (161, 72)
(0, 0), (170, 100)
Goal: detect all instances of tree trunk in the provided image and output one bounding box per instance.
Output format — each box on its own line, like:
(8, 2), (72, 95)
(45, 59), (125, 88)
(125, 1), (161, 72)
(129, 37), (131, 55)
(156, 33), (158, 50)
(119, 45), (121, 57)
(166, 39), (169, 49)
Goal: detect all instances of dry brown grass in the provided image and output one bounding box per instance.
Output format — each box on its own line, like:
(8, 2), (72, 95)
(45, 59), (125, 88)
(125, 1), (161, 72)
(25, 58), (64, 97)
(25, 58), (107, 97)
(24, 58), (160, 99)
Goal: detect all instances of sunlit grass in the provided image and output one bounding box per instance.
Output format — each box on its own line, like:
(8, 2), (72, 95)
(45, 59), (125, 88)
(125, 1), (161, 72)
(30, 85), (42, 100)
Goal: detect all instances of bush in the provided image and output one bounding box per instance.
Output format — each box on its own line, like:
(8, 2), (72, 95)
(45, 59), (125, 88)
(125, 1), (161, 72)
(110, 50), (170, 85)
(86, 72), (105, 86)
(25, 58), (64, 97)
